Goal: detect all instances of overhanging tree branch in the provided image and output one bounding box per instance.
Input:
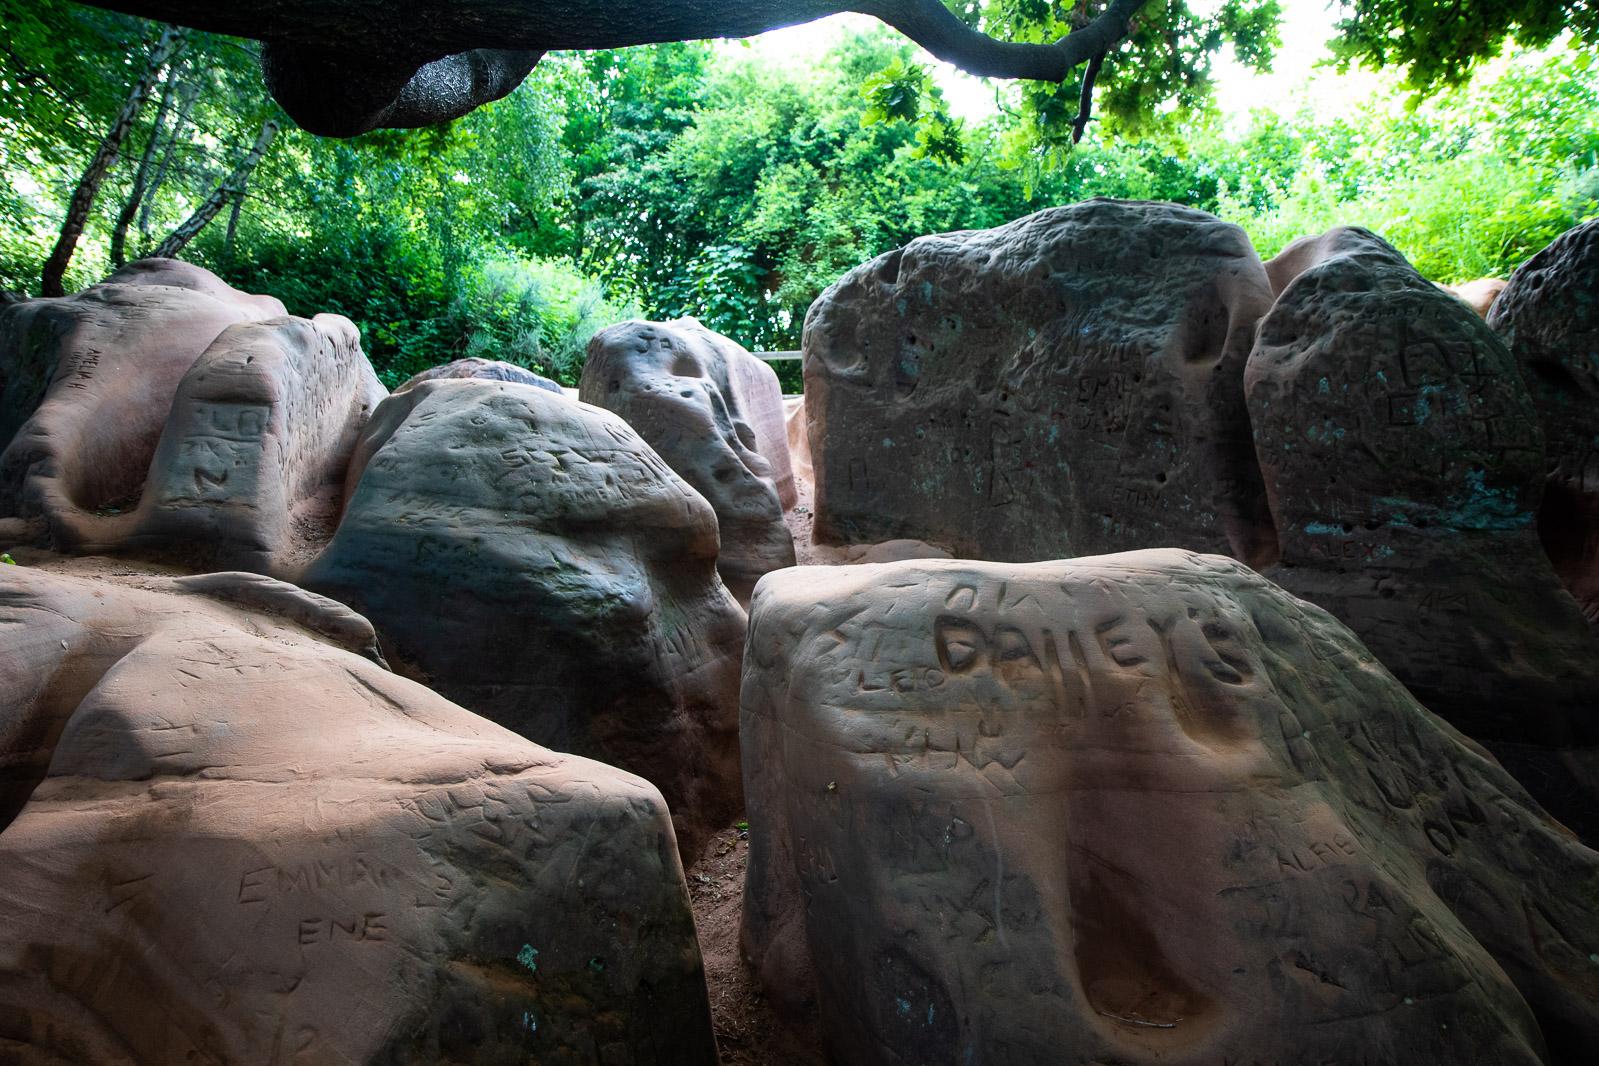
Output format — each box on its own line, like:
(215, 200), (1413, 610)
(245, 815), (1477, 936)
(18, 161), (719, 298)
(864, 0), (1145, 82)
(260, 42), (542, 136)
(1071, 50), (1107, 143)
(77, 0), (1150, 137)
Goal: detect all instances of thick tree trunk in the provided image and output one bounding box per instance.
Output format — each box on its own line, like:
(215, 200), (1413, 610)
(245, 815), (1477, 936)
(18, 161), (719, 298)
(77, 1), (1147, 137)
(140, 77), (201, 252)
(110, 58), (185, 268)
(872, 0), (1145, 82)
(151, 118), (280, 260)
(39, 25), (189, 297)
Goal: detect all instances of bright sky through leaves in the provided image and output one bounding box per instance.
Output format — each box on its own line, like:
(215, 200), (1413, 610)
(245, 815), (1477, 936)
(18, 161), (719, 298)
(729, 0), (1352, 125)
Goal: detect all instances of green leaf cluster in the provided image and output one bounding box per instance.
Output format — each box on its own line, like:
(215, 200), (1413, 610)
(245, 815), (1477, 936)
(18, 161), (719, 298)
(1331, 0), (1599, 95)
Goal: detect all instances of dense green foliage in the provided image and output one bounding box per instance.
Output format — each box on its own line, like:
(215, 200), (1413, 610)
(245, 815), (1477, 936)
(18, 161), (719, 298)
(1332, 0), (1599, 92)
(1214, 45), (1599, 277)
(2, 1), (1597, 388)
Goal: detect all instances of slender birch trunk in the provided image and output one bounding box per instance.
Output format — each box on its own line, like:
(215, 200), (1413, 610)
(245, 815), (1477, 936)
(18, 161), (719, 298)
(39, 24), (189, 297)
(151, 117), (280, 260)
(110, 58), (185, 268)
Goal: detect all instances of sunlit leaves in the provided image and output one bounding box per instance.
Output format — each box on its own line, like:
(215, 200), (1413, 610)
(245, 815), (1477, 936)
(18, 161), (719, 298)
(1331, 0), (1599, 96)
(861, 57), (967, 163)
(862, 57), (930, 124)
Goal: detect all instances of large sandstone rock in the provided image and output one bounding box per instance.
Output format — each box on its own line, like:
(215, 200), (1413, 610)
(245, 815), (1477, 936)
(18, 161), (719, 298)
(0, 565), (716, 1063)
(1249, 227), (1599, 749)
(0, 260), (284, 540)
(3, 305), (385, 575)
(397, 355), (564, 394)
(304, 378), (745, 857)
(802, 200), (1278, 565)
(581, 319), (795, 604)
(1489, 220), (1599, 632)
(741, 551), (1599, 1066)
(120, 314), (386, 573)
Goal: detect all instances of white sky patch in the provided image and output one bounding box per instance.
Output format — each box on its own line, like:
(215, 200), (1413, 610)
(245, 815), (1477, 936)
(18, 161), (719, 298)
(721, 1), (1382, 128)
(719, 11), (1002, 122)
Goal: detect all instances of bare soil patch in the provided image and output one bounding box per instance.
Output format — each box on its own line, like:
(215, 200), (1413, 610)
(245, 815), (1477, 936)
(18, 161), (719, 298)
(686, 815), (825, 1066)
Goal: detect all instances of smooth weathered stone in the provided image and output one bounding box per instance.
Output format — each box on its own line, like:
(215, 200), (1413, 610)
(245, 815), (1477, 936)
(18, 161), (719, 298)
(170, 570), (388, 664)
(0, 261), (284, 542)
(741, 551), (1599, 1066)
(581, 319), (795, 603)
(1444, 277), (1508, 319)
(1489, 220), (1599, 632)
(397, 355), (564, 394)
(87, 257), (287, 316)
(304, 378), (745, 857)
(728, 348), (796, 510)
(803, 199), (1278, 565)
(1249, 227), (1599, 748)
(785, 395), (812, 488)
(0, 565), (717, 1064)
(116, 314), (386, 573)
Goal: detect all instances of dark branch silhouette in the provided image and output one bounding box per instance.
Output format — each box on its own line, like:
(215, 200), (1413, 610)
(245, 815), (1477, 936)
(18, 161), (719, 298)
(80, 0), (1148, 136)
(1071, 50), (1107, 144)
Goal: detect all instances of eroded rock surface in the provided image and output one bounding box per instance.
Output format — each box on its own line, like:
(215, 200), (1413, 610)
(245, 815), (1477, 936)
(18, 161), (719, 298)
(1489, 220), (1599, 632)
(741, 551), (1599, 1066)
(304, 378), (745, 857)
(581, 319), (795, 603)
(1249, 227), (1599, 748)
(397, 356), (563, 394)
(3, 306), (384, 575)
(803, 199), (1277, 565)
(0, 565), (716, 1064)
(122, 314), (386, 573)
(0, 260), (284, 541)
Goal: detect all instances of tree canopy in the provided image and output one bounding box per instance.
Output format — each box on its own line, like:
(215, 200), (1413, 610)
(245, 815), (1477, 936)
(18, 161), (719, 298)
(1331, 0), (1599, 93)
(2, 0), (1595, 388)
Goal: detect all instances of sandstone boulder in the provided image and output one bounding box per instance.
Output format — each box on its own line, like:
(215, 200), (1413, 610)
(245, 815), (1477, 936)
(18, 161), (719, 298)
(0, 564), (716, 1063)
(304, 378), (745, 857)
(803, 199), (1277, 565)
(741, 551), (1599, 1066)
(581, 319), (795, 603)
(3, 309), (385, 575)
(116, 314), (385, 573)
(1249, 227), (1599, 749)
(397, 356), (563, 394)
(785, 395), (812, 487)
(0, 261), (284, 540)
(1489, 220), (1599, 632)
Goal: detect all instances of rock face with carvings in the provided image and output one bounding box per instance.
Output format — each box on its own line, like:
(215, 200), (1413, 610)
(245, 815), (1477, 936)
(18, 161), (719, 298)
(802, 199), (1278, 566)
(0, 565), (717, 1064)
(303, 378), (745, 857)
(123, 314), (386, 573)
(741, 551), (1599, 1066)
(581, 319), (795, 603)
(2, 304), (385, 575)
(1489, 219), (1599, 633)
(1249, 227), (1599, 751)
(0, 260), (284, 544)
(397, 356), (564, 394)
